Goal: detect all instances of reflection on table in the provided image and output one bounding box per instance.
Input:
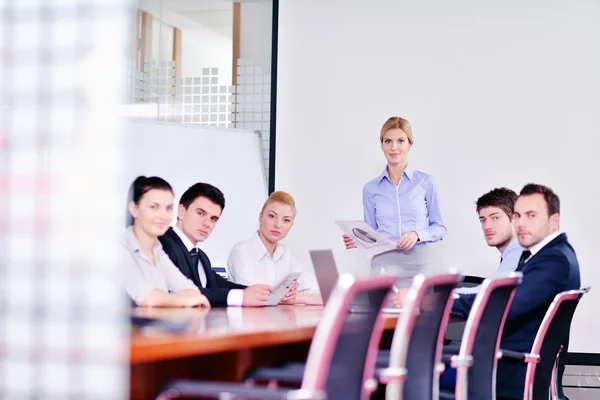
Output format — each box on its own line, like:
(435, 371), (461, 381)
(130, 305), (400, 363)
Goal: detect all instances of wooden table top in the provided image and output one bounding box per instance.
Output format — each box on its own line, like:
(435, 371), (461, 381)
(130, 306), (401, 364)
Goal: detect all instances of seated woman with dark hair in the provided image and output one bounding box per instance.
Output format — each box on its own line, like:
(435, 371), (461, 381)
(121, 176), (210, 308)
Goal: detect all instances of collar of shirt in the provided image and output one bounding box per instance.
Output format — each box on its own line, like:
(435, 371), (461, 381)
(249, 231), (286, 262)
(123, 226), (162, 256)
(377, 163), (415, 184)
(502, 236), (523, 259)
(172, 225), (196, 252)
(527, 231), (562, 258)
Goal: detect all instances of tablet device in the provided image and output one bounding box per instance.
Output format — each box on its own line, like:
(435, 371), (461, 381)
(265, 272), (302, 306)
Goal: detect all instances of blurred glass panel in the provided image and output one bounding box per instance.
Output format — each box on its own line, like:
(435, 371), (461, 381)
(129, 0), (274, 179)
(0, 0), (130, 398)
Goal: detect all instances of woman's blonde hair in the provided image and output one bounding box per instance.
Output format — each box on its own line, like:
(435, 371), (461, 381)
(379, 117), (414, 145)
(261, 191), (296, 215)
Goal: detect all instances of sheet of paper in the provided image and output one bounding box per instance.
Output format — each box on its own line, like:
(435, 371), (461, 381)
(265, 272), (302, 306)
(335, 220), (396, 259)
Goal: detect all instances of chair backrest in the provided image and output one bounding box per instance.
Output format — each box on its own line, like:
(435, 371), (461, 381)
(300, 273), (397, 400)
(445, 275), (486, 341)
(455, 273), (522, 400)
(386, 271), (461, 400)
(525, 287), (589, 400)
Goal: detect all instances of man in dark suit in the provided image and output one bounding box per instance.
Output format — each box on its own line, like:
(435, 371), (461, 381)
(447, 183), (581, 399)
(159, 183), (292, 307)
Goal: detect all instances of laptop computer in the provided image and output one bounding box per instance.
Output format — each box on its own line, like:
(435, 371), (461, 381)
(310, 249), (402, 314)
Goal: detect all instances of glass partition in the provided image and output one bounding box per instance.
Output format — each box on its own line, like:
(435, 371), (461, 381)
(129, 0), (274, 181)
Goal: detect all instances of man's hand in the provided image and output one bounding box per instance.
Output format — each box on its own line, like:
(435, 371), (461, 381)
(279, 282), (298, 305)
(242, 284), (272, 307)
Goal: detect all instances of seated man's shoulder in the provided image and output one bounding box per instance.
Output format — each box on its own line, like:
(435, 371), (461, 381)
(539, 241), (576, 262)
(527, 247), (577, 283)
(157, 230), (174, 245)
(531, 247), (570, 266)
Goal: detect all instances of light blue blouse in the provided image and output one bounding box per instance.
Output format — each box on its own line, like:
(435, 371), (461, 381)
(363, 164), (447, 244)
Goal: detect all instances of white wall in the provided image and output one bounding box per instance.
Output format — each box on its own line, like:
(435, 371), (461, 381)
(181, 26), (233, 87)
(240, 2), (273, 75)
(276, 0), (600, 352)
(151, 20), (174, 63)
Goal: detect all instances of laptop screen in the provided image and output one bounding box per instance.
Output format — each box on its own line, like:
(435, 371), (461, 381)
(310, 249), (341, 305)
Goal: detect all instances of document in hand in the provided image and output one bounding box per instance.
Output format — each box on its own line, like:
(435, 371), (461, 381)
(335, 220), (396, 259)
(265, 272), (301, 306)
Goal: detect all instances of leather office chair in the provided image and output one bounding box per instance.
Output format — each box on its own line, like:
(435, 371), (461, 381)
(376, 272), (461, 400)
(155, 273), (397, 400)
(499, 287), (590, 400)
(439, 273), (523, 400)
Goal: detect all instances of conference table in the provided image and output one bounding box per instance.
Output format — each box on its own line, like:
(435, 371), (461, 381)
(130, 305), (402, 400)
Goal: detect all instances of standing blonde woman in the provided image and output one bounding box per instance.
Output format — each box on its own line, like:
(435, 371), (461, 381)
(343, 117), (447, 286)
(228, 191), (322, 305)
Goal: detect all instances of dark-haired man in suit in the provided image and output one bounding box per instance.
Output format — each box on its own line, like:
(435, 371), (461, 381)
(445, 183), (580, 399)
(159, 182), (294, 307)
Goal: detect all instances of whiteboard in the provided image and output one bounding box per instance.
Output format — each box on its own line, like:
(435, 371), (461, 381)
(122, 119), (268, 268)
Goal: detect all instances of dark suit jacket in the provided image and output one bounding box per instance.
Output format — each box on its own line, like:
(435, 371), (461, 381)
(452, 232), (580, 399)
(159, 227), (246, 307)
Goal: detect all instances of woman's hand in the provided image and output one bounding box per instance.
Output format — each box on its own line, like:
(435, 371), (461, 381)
(279, 282), (298, 304)
(342, 234), (357, 249)
(396, 231), (419, 251)
(392, 288), (410, 308)
(186, 291), (211, 308)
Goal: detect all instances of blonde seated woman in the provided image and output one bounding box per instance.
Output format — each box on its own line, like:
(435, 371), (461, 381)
(228, 191), (323, 306)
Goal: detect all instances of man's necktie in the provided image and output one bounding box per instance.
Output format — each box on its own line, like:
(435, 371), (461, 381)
(517, 250), (531, 270)
(189, 248), (207, 288)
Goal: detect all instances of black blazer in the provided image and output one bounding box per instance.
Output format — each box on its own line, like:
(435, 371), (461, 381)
(159, 227), (246, 307)
(452, 232), (580, 399)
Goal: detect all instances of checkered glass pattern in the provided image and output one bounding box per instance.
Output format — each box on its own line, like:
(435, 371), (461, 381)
(175, 67), (233, 127)
(234, 59), (271, 174)
(126, 57), (272, 180)
(0, 0), (130, 398)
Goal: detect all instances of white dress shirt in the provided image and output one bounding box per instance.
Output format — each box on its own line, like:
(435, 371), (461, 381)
(227, 232), (320, 294)
(172, 226), (244, 306)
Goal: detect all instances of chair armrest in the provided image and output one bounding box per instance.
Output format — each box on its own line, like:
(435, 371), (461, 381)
(157, 380), (326, 400)
(441, 353), (453, 364)
(462, 275), (485, 285)
(376, 367), (407, 384)
(282, 362), (306, 370)
(498, 350), (540, 364)
(375, 350), (391, 368)
(439, 389), (456, 399)
(245, 365), (305, 385)
(498, 349), (527, 362)
(442, 341), (461, 355)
